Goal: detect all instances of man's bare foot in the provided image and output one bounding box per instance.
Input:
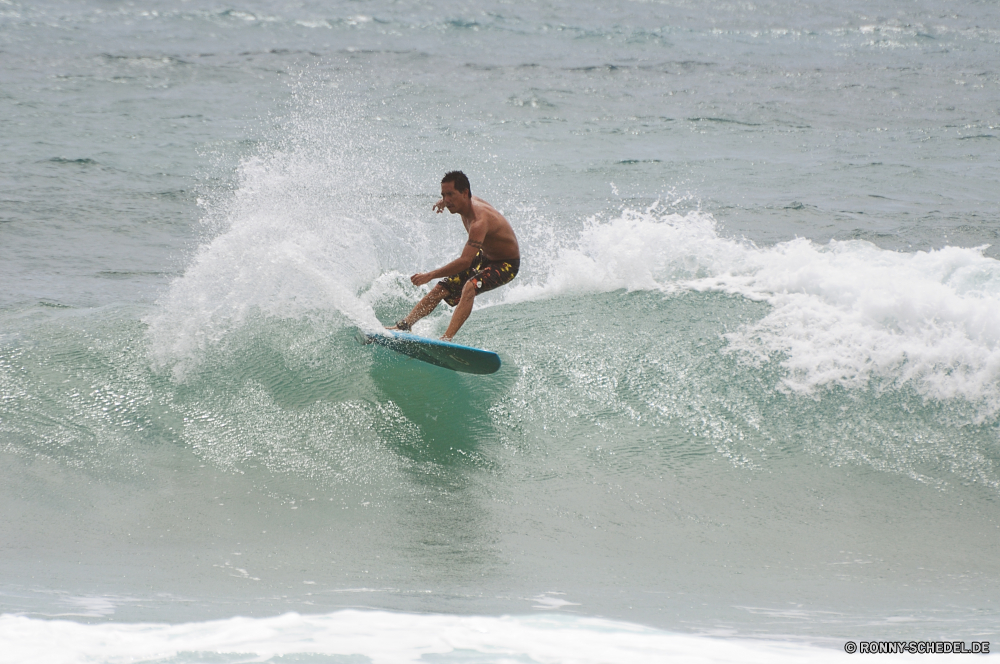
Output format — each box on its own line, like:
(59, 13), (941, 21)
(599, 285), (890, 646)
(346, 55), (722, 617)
(387, 320), (412, 332)
(440, 335), (454, 342)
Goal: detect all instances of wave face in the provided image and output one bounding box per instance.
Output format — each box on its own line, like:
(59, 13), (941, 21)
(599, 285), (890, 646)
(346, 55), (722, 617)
(3, 0), (1000, 655)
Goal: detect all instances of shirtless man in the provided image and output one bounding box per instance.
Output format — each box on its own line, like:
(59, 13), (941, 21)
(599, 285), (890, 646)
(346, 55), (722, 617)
(390, 171), (520, 341)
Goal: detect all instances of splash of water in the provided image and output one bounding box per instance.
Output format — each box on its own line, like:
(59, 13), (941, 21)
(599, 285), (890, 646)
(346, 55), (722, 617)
(145, 84), (422, 379)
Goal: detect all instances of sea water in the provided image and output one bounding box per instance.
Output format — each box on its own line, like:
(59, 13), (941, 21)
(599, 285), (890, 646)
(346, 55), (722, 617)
(2, 1), (999, 661)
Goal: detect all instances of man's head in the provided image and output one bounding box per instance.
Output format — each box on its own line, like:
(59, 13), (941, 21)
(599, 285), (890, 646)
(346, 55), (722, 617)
(440, 170), (472, 213)
(441, 170), (471, 195)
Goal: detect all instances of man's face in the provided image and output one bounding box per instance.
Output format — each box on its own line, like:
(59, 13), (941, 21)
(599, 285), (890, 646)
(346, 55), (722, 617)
(440, 181), (468, 212)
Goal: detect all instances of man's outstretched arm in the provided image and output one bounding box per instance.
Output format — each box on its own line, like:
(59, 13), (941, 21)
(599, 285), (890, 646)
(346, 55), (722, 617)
(410, 222), (487, 286)
(432, 196), (490, 213)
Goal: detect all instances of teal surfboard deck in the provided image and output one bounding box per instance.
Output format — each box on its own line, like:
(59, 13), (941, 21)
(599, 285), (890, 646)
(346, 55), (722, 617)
(359, 329), (501, 375)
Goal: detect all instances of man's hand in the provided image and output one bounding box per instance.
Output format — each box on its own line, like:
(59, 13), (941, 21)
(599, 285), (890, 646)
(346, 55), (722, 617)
(411, 272), (433, 286)
(432, 198), (445, 213)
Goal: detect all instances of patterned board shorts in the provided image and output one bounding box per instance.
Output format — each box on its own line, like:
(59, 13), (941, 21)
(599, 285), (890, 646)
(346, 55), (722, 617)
(439, 251), (520, 307)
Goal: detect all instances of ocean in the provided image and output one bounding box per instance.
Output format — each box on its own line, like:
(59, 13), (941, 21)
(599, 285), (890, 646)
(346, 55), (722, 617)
(2, 0), (999, 661)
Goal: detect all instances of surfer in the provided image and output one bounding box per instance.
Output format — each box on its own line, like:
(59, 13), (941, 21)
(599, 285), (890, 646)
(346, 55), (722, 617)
(390, 171), (520, 341)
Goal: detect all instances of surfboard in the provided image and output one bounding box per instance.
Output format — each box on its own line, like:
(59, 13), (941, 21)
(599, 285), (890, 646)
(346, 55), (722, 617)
(358, 329), (502, 375)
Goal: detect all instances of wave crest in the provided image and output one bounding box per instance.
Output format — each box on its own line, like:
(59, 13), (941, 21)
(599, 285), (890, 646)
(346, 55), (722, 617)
(509, 207), (1000, 414)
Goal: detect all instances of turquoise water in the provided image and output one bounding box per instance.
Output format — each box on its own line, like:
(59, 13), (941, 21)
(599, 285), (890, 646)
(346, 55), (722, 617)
(2, 1), (1000, 660)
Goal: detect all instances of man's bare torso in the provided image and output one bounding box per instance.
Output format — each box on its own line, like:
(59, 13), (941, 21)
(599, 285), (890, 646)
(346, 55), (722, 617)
(466, 196), (520, 262)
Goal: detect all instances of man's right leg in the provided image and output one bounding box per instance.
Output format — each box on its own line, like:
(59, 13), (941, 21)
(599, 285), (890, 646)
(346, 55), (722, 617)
(392, 283), (449, 330)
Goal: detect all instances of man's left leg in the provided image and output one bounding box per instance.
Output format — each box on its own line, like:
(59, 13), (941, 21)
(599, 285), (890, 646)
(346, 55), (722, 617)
(441, 279), (477, 341)
(392, 283), (449, 330)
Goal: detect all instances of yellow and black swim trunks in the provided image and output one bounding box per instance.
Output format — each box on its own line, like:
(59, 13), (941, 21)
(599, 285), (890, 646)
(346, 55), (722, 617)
(440, 251), (520, 307)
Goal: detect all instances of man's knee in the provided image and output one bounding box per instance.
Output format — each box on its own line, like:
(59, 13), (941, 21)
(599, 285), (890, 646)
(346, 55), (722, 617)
(459, 280), (477, 301)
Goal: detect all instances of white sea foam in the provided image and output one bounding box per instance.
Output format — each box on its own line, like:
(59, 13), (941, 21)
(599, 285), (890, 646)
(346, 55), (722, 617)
(145, 91), (413, 380)
(0, 610), (866, 664)
(505, 208), (1000, 413)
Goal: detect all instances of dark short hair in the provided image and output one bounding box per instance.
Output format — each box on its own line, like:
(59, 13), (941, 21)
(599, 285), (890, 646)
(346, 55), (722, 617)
(441, 170), (471, 194)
